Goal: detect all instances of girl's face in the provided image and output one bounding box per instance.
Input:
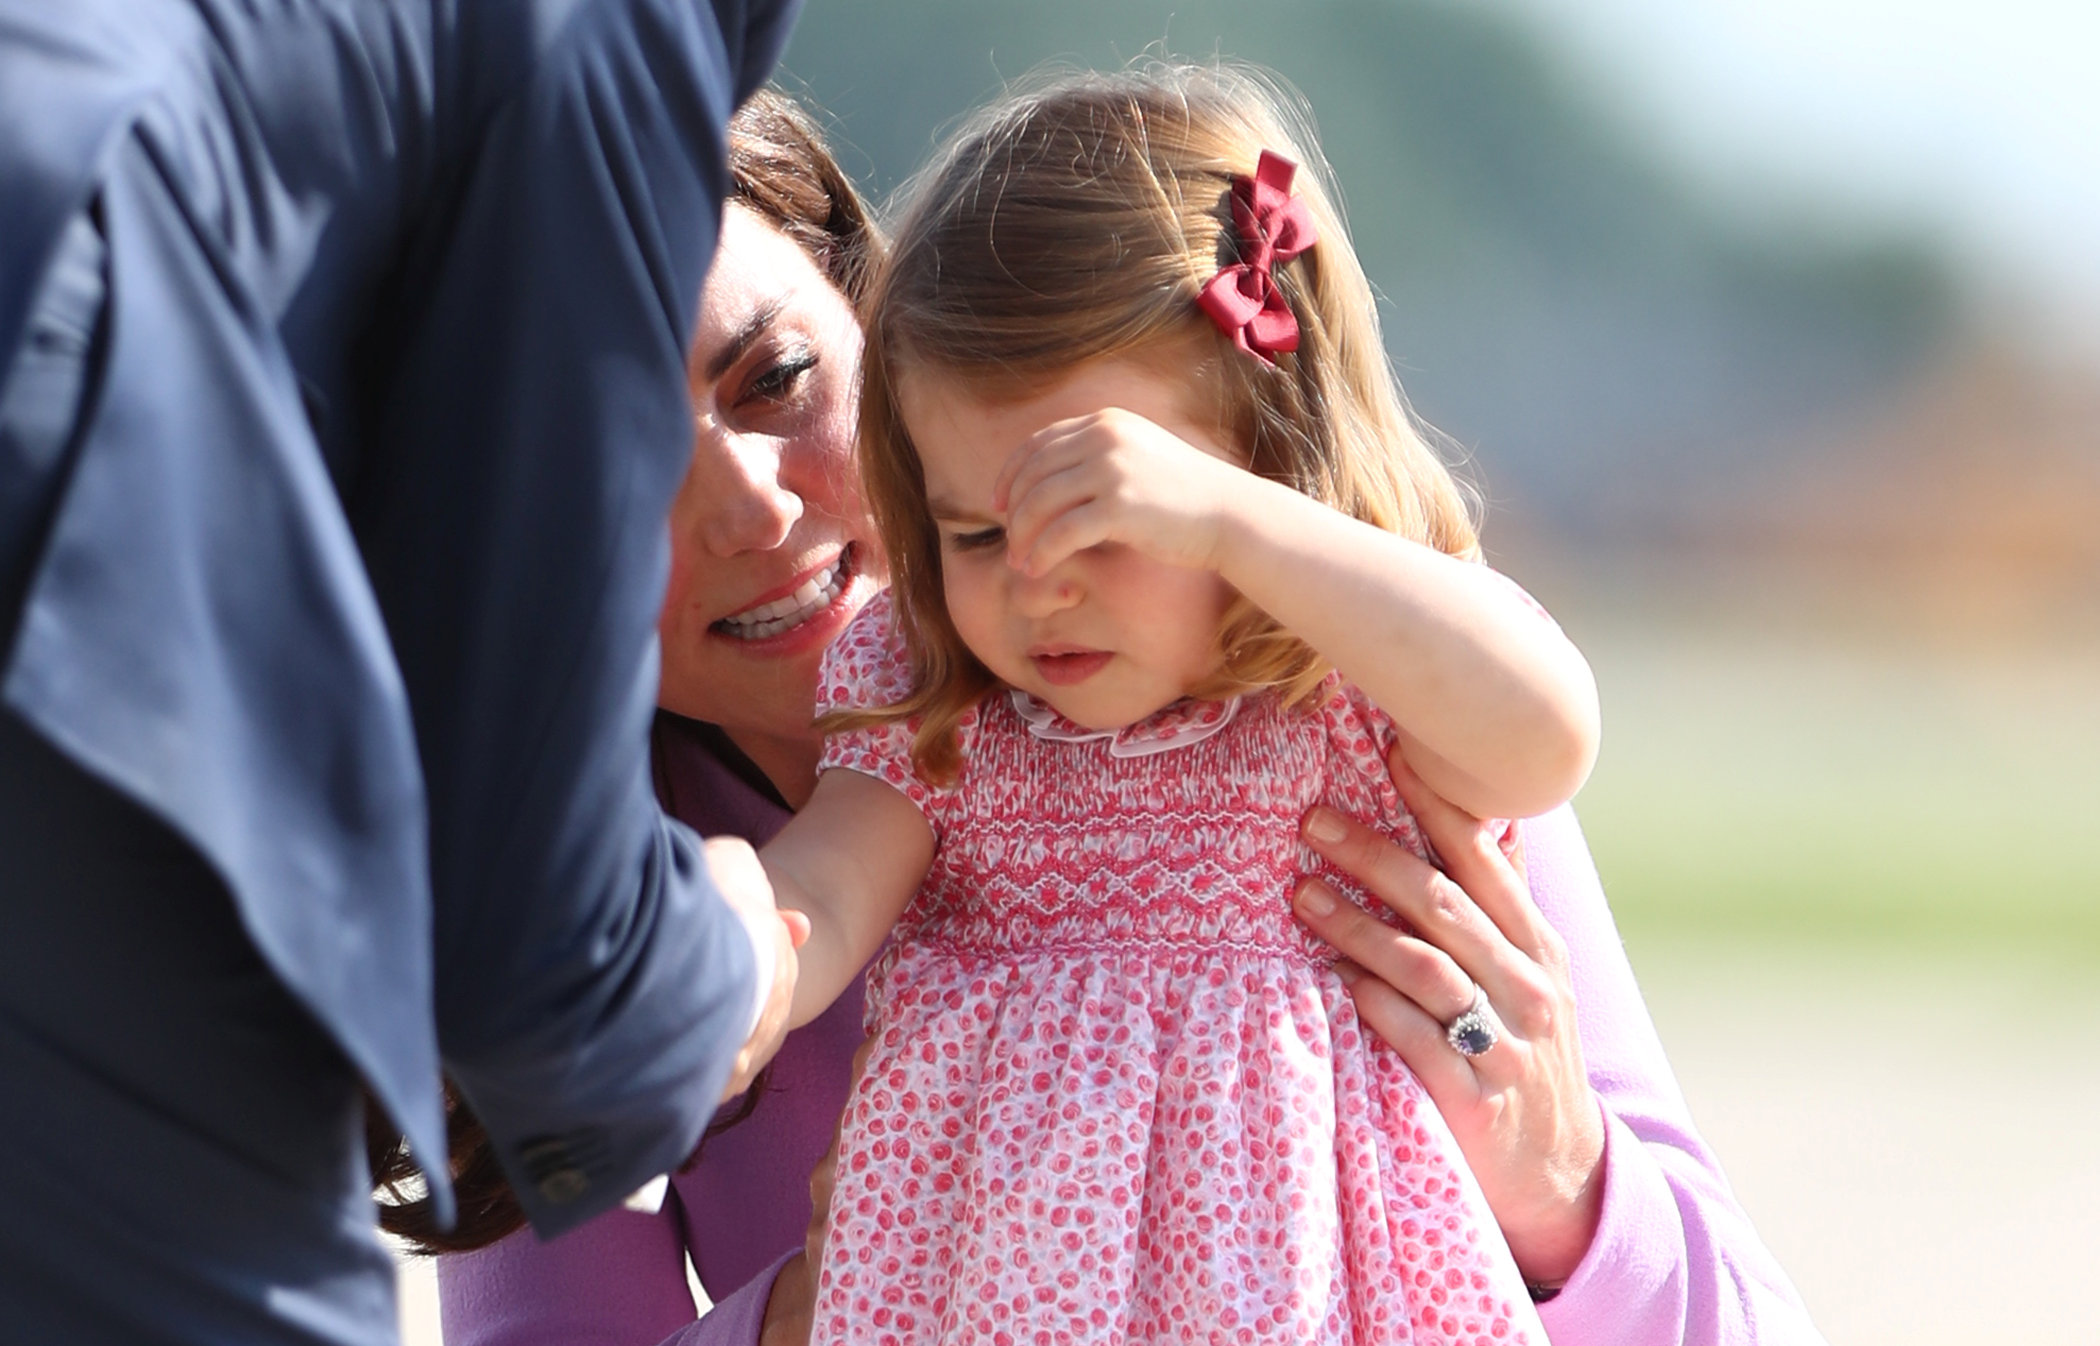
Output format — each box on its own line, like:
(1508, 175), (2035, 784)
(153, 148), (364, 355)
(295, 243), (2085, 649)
(659, 205), (883, 794)
(897, 358), (1239, 731)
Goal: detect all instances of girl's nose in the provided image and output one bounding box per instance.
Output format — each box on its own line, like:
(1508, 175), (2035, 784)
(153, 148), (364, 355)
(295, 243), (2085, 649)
(1010, 560), (1082, 618)
(694, 428), (804, 557)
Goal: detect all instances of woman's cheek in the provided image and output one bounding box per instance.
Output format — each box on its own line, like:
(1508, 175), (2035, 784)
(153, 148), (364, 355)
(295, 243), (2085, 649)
(659, 543), (693, 629)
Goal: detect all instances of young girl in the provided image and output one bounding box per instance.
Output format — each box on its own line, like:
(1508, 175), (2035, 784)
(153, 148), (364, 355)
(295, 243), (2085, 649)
(762, 64), (1599, 1345)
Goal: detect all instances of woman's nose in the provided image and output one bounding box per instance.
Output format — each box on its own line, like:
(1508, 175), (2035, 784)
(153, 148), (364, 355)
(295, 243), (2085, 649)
(693, 430), (804, 556)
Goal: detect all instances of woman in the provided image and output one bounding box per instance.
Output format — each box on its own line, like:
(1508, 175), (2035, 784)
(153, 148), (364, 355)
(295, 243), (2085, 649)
(435, 91), (1824, 1346)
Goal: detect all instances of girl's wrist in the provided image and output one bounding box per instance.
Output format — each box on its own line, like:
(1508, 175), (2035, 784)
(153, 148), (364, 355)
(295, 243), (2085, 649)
(1205, 469), (1320, 588)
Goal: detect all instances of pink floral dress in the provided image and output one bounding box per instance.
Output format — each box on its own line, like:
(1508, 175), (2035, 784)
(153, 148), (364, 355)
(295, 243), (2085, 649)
(810, 595), (1542, 1346)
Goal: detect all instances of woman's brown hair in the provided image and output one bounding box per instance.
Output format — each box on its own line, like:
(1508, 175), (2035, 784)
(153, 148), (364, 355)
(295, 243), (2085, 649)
(369, 86), (882, 1253)
(837, 61), (1481, 784)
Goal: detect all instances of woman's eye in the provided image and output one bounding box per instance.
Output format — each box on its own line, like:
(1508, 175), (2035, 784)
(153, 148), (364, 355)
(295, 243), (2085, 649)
(946, 526), (1005, 553)
(744, 351), (817, 404)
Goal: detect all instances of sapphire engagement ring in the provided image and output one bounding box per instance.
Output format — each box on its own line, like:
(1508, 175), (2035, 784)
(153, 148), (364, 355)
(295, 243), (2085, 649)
(1443, 985), (1499, 1058)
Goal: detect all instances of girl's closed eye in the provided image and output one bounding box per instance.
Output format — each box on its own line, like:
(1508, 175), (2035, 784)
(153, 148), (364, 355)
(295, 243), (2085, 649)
(945, 524), (1005, 554)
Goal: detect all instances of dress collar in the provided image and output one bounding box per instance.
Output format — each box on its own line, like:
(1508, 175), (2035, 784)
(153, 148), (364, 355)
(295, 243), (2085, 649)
(1006, 689), (1241, 759)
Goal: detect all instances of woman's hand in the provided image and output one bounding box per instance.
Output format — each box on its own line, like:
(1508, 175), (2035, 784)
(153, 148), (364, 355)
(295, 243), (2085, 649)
(1291, 751), (1607, 1287)
(992, 407), (1255, 577)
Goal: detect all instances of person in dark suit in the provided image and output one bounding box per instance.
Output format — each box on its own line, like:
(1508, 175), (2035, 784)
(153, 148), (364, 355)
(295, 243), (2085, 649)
(0, 1), (805, 1341)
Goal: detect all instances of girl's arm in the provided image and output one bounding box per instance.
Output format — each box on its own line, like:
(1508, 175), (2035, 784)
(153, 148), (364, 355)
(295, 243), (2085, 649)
(1210, 487), (1596, 818)
(761, 767), (935, 1028)
(997, 407), (1599, 819)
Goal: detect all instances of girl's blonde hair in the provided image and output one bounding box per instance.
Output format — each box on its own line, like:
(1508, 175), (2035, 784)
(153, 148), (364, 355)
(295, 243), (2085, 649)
(848, 62), (1481, 782)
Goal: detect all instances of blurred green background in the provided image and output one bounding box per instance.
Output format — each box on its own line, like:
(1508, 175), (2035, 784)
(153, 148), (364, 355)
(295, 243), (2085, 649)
(771, 0), (2100, 968)
(772, 4), (2100, 1341)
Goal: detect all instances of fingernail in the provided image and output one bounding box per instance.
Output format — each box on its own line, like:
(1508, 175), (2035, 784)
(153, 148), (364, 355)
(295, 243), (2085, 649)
(1294, 880), (1335, 917)
(1334, 961), (1362, 986)
(1304, 808), (1345, 844)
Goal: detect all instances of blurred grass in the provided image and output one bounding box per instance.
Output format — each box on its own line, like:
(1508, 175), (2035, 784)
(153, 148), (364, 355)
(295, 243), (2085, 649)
(1560, 604), (2100, 962)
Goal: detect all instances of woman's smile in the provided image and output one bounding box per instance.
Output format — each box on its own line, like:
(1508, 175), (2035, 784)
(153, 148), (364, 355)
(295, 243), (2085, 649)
(713, 542), (864, 643)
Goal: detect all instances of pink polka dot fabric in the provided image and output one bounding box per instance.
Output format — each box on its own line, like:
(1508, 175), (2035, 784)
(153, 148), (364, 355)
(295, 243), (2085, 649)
(811, 596), (1541, 1345)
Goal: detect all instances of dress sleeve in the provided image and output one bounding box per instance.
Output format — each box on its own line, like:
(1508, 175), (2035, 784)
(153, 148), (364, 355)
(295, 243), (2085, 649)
(1326, 674), (1401, 764)
(1323, 676), (1514, 861)
(814, 593), (954, 824)
(1484, 564), (1565, 633)
(1521, 806), (1829, 1346)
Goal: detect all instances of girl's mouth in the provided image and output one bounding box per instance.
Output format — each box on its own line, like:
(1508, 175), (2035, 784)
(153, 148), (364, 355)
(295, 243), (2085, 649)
(712, 543), (858, 641)
(1029, 647), (1111, 686)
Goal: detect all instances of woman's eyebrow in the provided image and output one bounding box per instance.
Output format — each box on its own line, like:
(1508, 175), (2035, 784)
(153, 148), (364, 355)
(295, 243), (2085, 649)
(702, 297), (788, 381)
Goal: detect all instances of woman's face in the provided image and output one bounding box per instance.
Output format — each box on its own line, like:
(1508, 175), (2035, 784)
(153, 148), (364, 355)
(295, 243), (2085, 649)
(659, 205), (882, 783)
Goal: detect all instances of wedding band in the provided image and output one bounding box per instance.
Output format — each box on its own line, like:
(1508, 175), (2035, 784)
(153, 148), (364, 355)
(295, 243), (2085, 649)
(1443, 985), (1499, 1058)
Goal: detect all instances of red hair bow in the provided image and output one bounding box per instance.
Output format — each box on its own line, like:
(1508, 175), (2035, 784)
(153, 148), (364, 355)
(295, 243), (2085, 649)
(1197, 150), (1318, 363)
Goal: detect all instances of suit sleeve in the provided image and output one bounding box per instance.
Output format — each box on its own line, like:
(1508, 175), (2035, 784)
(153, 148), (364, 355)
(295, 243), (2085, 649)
(356, 0), (763, 1236)
(1522, 806), (1830, 1345)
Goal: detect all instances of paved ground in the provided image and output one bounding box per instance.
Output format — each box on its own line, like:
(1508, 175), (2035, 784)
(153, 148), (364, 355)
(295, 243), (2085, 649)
(395, 938), (2100, 1345)
(1629, 937), (2100, 1346)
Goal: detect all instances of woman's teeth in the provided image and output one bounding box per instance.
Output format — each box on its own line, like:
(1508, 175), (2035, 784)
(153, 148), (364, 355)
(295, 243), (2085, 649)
(716, 553), (849, 640)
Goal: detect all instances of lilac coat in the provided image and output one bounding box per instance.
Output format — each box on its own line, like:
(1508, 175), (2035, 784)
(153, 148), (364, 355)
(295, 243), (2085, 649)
(438, 719), (1826, 1346)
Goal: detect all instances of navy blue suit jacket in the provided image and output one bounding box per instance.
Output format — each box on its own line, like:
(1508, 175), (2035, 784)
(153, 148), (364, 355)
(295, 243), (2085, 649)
(0, 0), (797, 1234)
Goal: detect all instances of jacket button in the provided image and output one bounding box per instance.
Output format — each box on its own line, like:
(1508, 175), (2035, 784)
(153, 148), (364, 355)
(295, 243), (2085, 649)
(536, 1168), (588, 1205)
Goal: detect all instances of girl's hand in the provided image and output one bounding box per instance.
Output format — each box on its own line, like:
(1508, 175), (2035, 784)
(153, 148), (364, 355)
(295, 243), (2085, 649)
(1291, 751), (1607, 1287)
(991, 407), (1256, 577)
